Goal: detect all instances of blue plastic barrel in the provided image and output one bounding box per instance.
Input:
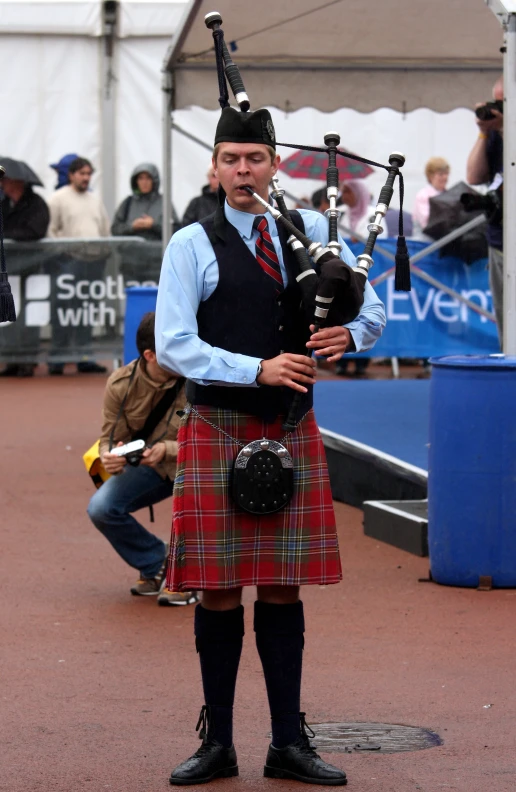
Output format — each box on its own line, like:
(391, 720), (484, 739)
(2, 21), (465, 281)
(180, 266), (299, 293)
(123, 287), (158, 364)
(428, 355), (516, 587)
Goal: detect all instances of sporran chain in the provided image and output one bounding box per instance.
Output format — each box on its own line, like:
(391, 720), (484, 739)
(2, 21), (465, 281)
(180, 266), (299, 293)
(187, 404), (306, 447)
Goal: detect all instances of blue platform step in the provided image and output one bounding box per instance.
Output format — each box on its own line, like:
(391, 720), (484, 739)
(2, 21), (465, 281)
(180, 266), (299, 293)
(313, 380), (429, 507)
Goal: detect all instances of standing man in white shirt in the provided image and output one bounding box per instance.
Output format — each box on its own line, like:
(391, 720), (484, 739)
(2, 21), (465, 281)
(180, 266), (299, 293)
(47, 157), (110, 239)
(47, 157), (111, 374)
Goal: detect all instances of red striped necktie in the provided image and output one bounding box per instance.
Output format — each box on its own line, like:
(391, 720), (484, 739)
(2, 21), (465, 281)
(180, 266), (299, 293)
(252, 216), (284, 290)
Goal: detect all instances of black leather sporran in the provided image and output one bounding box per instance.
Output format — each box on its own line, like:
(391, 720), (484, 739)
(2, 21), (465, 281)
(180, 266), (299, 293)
(232, 438), (294, 515)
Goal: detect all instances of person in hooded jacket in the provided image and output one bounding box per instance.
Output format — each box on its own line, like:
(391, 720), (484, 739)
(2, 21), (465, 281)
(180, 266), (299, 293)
(181, 167), (219, 228)
(111, 164), (163, 241)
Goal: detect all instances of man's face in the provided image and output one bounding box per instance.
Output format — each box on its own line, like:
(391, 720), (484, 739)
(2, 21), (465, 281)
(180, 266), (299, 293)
(213, 143), (279, 212)
(136, 172), (153, 194)
(69, 166), (93, 192)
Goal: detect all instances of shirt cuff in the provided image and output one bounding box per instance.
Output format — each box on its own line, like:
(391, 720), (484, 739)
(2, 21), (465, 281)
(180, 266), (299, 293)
(194, 355), (263, 388)
(344, 320), (363, 352)
(232, 356), (262, 387)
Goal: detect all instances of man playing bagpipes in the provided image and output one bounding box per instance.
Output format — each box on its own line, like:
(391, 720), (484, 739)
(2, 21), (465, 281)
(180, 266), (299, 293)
(155, 94), (386, 786)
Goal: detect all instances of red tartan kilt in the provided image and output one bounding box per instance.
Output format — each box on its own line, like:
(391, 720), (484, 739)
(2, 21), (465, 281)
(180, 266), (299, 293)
(166, 406), (342, 591)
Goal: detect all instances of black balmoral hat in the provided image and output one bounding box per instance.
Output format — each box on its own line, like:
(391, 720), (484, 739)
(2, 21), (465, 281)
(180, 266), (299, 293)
(214, 107), (276, 149)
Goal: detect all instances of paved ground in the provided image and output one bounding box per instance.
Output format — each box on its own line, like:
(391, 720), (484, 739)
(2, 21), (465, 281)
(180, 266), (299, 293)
(1, 368), (515, 791)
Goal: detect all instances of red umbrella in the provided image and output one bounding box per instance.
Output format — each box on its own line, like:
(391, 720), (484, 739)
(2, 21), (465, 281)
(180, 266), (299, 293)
(279, 148), (373, 182)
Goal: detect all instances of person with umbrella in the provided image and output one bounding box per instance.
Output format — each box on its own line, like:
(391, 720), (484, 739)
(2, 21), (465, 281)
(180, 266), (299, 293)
(0, 158), (49, 377)
(0, 157), (49, 242)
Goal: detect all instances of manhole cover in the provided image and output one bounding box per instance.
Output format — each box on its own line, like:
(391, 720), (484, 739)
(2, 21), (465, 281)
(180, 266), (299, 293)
(310, 722), (442, 754)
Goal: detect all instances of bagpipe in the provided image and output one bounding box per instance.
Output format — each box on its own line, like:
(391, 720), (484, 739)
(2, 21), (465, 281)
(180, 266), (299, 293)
(206, 12), (411, 430)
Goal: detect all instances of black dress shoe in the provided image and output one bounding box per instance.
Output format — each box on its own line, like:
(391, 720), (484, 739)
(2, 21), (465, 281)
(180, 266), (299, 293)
(169, 740), (238, 785)
(264, 714), (347, 786)
(169, 706), (238, 786)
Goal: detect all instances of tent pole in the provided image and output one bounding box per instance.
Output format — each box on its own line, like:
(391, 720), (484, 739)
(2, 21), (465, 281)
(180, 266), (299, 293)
(162, 70), (174, 254)
(100, 1), (117, 218)
(503, 13), (516, 354)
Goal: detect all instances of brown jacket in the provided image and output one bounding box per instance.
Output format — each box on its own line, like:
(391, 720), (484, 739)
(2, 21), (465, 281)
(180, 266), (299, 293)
(99, 358), (186, 481)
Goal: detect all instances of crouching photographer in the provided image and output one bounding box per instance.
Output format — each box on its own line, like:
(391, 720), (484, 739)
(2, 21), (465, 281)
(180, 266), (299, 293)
(86, 311), (197, 606)
(466, 75), (504, 345)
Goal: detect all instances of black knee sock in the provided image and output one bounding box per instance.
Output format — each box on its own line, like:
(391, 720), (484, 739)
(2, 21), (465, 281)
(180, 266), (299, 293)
(194, 603), (244, 748)
(254, 600), (305, 749)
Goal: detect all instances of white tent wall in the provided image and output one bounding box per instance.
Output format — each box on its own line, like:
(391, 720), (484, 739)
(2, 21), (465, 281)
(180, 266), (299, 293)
(0, 0), (188, 215)
(0, 33), (102, 195)
(115, 37), (170, 206)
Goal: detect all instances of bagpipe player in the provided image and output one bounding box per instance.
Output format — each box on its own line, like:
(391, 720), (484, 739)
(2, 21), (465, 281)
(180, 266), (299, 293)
(155, 106), (386, 785)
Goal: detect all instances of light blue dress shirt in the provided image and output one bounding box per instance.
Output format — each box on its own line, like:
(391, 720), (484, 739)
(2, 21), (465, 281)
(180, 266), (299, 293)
(155, 201), (386, 386)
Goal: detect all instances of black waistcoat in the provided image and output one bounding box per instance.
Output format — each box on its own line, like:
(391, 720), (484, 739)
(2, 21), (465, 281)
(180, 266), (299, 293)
(186, 205), (312, 422)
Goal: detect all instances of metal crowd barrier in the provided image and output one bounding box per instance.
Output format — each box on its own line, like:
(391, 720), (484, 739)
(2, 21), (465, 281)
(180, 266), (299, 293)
(0, 237), (162, 365)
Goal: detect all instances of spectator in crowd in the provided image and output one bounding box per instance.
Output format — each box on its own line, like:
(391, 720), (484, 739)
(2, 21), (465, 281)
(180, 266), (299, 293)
(338, 179), (380, 240)
(467, 76), (504, 345)
(86, 312), (197, 606)
(111, 163), (163, 241)
(0, 175), (50, 378)
(412, 157), (450, 235)
(181, 166), (219, 228)
(47, 157), (110, 238)
(47, 156), (110, 374)
(311, 186), (330, 214)
(50, 153), (79, 190)
(1, 175), (49, 242)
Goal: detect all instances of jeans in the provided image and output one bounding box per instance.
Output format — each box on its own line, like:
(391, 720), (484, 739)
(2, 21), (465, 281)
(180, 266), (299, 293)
(87, 464), (173, 578)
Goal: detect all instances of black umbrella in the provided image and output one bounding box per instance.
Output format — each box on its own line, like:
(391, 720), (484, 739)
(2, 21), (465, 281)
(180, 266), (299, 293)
(0, 157), (43, 186)
(424, 181), (487, 265)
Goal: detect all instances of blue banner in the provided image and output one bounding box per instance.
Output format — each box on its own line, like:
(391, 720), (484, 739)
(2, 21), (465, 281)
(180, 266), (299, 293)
(346, 239), (499, 357)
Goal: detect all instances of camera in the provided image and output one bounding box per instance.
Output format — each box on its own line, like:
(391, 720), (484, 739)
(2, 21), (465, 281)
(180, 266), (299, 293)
(475, 99), (503, 121)
(110, 439), (146, 467)
(460, 187), (502, 225)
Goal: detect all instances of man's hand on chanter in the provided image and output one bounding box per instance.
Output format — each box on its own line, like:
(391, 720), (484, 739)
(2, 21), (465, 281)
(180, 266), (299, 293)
(140, 441), (167, 468)
(306, 325), (354, 363)
(102, 442), (127, 474)
(257, 353), (316, 393)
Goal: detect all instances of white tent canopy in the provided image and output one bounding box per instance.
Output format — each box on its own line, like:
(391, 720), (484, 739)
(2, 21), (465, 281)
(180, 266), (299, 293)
(164, 0), (503, 113)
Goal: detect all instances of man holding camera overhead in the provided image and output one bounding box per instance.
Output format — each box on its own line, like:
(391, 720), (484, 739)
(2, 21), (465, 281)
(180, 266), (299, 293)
(86, 312), (197, 606)
(467, 75), (504, 345)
